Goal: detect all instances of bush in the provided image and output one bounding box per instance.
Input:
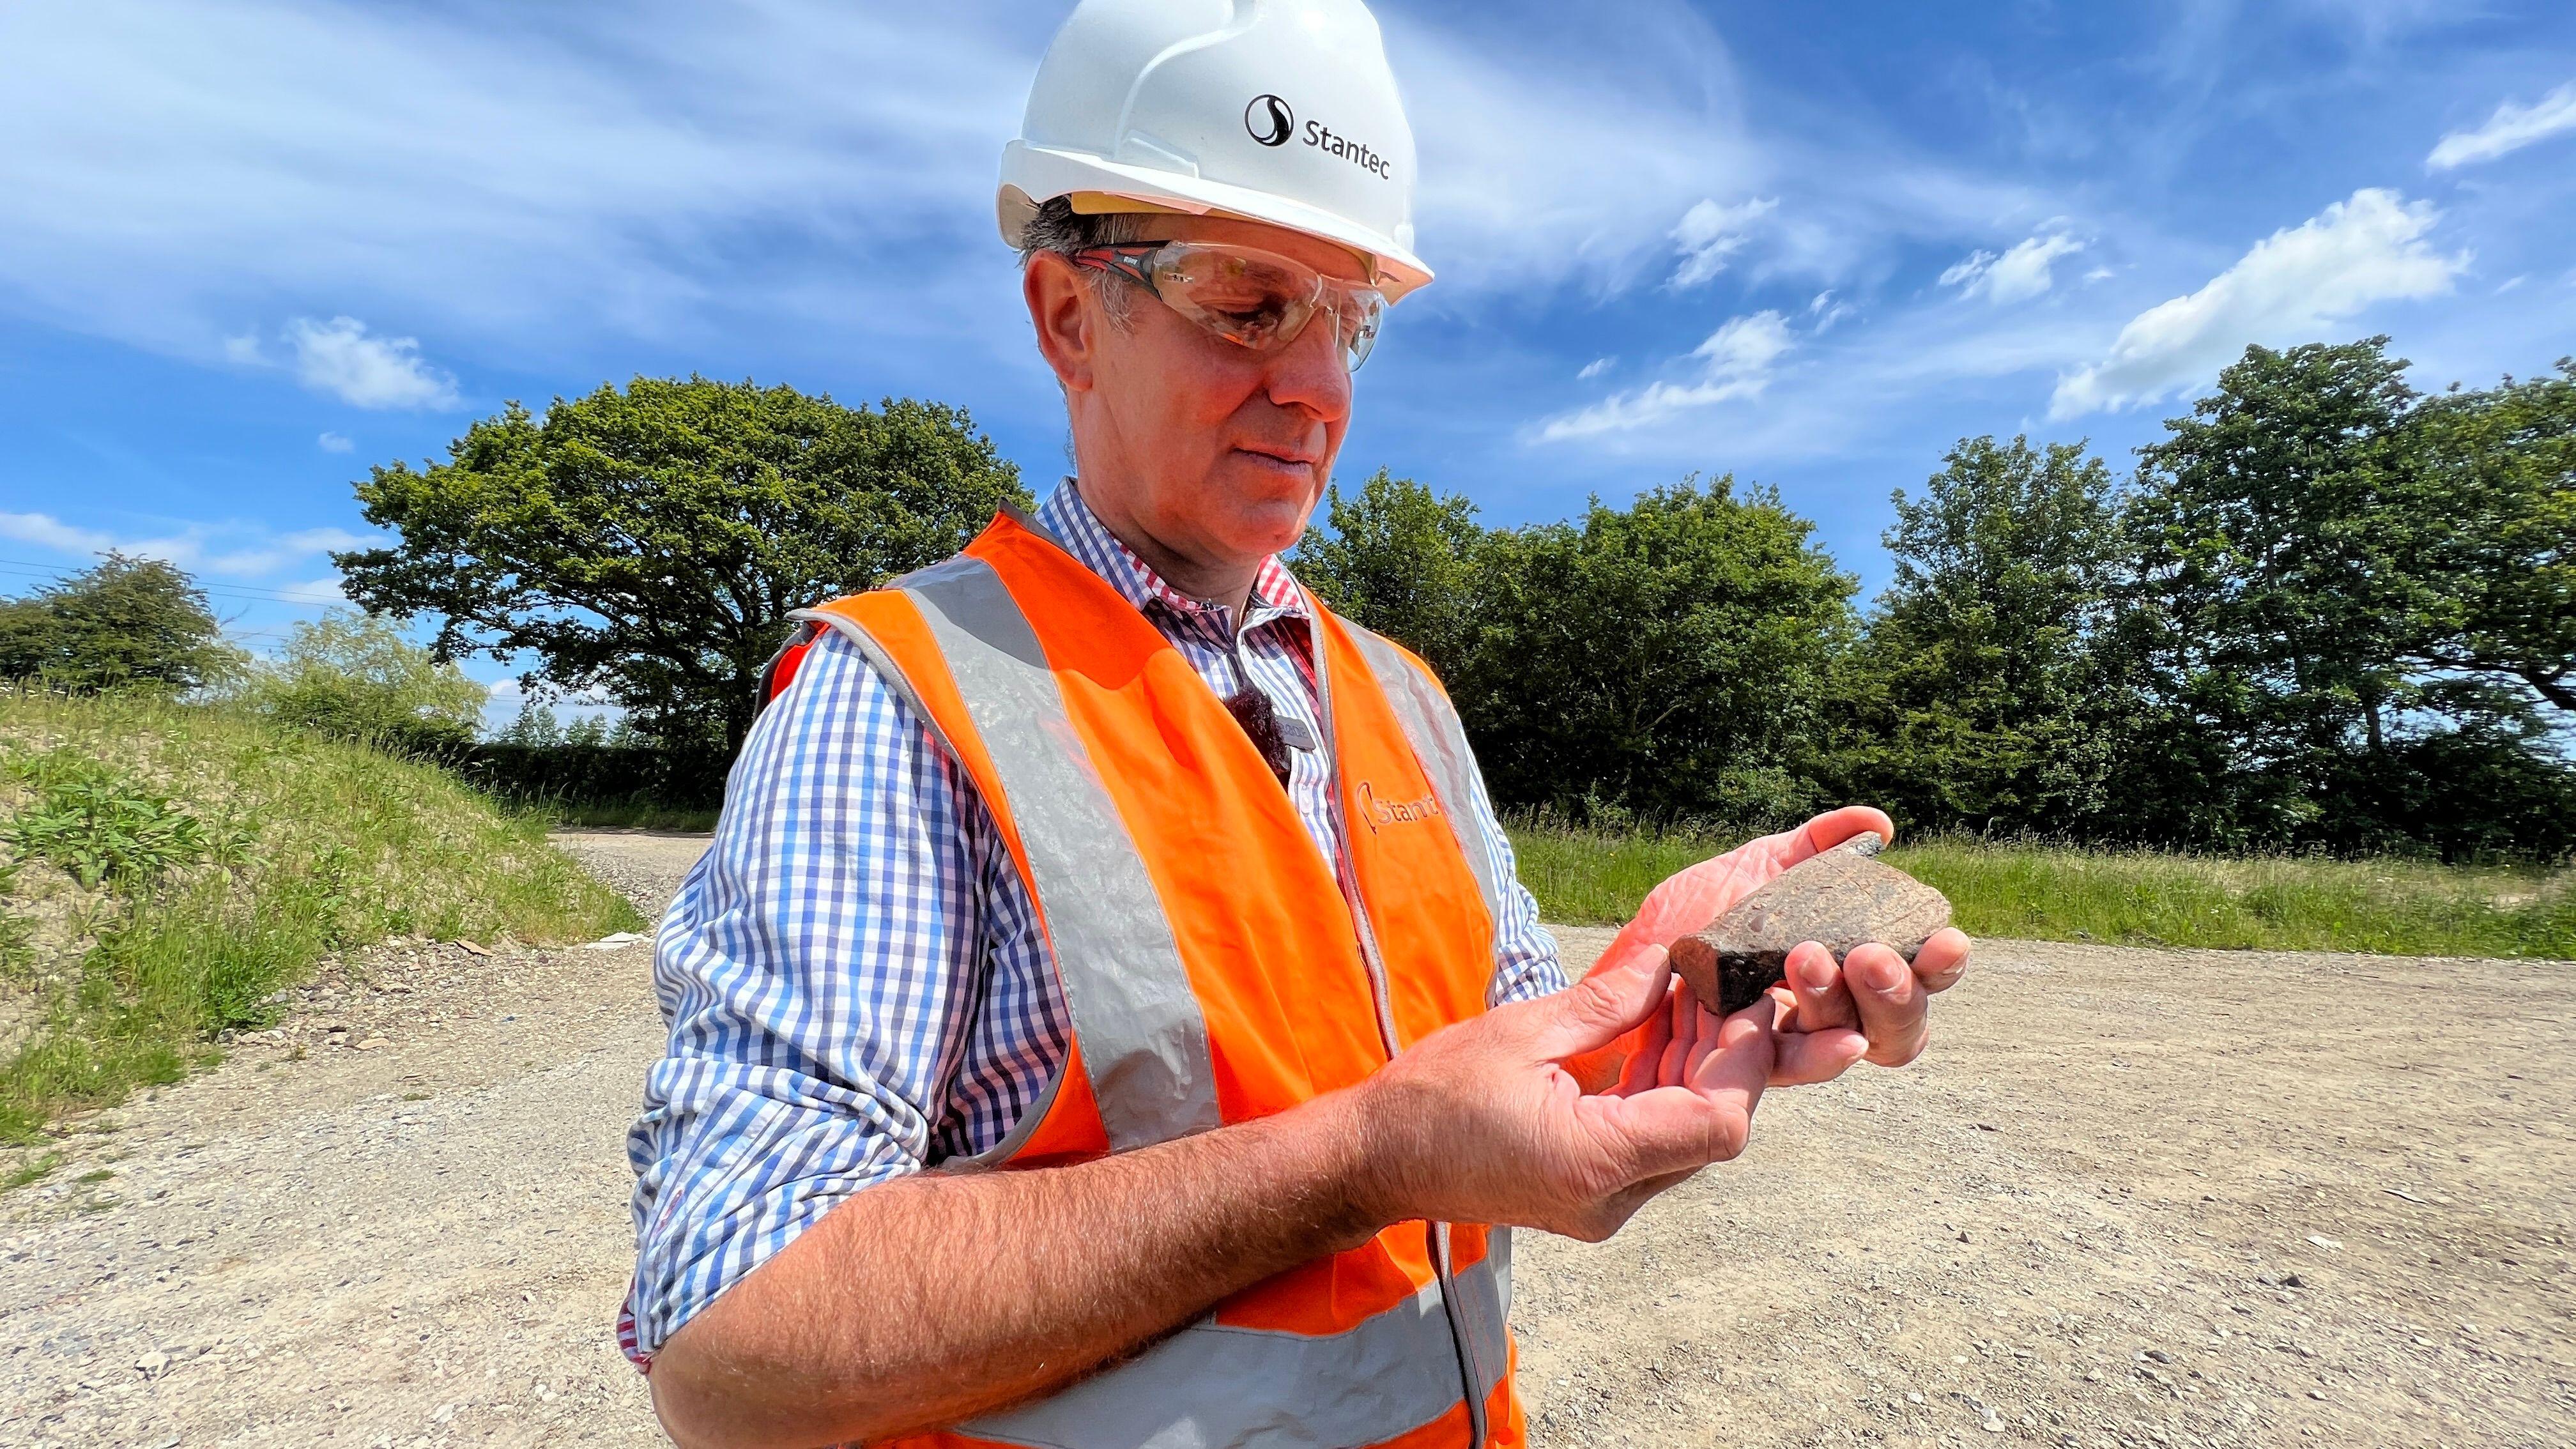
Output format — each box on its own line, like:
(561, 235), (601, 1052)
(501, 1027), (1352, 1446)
(238, 612), (487, 756)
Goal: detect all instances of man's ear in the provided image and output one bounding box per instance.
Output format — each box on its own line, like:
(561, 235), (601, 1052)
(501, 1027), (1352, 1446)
(1025, 254), (1099, 396)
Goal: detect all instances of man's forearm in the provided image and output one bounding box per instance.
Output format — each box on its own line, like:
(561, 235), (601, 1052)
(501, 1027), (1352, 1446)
(648, 1087), (1387, 1449)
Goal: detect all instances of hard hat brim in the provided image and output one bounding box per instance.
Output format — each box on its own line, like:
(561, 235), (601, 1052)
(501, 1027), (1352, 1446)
(999, 141), (1433, 303)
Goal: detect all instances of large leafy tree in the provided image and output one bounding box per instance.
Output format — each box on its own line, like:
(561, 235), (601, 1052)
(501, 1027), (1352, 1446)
(1836, 436), (2128, 836)
(1461, 478), (1855, 824)
(1292, 468), (1489, 678)
(0, 553), (238, 694)
(2116, 339), (2441, 847)
(2408, 360), (2576, 719)
(335, 378), (1027, 749)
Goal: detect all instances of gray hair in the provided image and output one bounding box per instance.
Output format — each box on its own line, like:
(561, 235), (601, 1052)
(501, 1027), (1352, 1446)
(1016, 195), (1156, 326)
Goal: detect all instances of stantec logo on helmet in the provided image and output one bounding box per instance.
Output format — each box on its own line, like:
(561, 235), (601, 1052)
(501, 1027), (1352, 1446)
(1245, 93), (1394, 181)
(1245, 94), (1294, 147)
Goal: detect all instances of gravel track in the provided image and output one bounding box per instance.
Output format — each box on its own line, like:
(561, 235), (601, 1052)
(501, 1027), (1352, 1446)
(3, 830), (2567, 1448)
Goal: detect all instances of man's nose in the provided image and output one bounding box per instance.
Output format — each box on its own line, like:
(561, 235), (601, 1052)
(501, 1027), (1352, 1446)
(1260, 309), (1353, 423)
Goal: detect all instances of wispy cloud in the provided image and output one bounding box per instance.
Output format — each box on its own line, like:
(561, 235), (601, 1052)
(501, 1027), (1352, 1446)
(1669, 197), (1779, 288)
(1577, 356), (1615, 380)
(0, 0), (1033, 364)
(2428, 80), (2576, 169)
(2051, 188), (2461, 418)
(318, 431), (354, 453)
(0, 511), (377, 578)
(1941, 231), (2087, 305)
(1534, 310), (1791, 441)
(279, 316), (459, 409)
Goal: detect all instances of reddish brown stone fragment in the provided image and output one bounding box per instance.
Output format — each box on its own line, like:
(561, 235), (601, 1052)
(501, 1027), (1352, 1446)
(1667, 832), (1952, 1015)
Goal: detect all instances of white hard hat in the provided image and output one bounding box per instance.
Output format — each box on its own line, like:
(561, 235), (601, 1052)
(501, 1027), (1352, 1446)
(1000, 0), (1432, 302)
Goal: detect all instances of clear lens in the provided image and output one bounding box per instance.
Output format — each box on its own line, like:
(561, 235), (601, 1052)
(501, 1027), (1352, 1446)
(1126, 243), (1387, 373)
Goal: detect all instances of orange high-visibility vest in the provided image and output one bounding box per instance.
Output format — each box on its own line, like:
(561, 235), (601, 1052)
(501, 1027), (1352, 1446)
(794, 507), (1524, 1449)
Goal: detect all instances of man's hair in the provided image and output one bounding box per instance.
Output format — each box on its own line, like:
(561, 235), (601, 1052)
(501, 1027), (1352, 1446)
(1017, 195), (1155, 325)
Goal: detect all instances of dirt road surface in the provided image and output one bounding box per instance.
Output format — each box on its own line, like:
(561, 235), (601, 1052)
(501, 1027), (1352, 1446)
(4, 830), (2569, 1447)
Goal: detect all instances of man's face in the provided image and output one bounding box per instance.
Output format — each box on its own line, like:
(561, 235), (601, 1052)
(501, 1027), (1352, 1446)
(1029, 215), (1368, 577)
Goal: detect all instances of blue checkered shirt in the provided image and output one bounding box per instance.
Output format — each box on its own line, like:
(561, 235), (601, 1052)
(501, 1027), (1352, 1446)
(622, 482), (1565, 1359)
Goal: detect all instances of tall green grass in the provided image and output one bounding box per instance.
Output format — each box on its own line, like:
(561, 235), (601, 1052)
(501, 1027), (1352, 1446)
(0, 691), (641, 1146)
(526, 796), (721, 833)
(1507, 820), (2576, 959)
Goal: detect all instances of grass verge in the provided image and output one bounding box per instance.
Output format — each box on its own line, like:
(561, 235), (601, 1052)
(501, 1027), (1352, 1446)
(0, 691), (641, 1152)
(526, 797), (721, 833)
(1507, 821), (2576, 959)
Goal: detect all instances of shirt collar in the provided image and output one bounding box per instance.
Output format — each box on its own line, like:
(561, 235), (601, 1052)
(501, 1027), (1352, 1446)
(1035, 480), (1312, 632)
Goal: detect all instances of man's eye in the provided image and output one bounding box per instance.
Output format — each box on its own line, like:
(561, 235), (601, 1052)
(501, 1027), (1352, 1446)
(1211, 297), (1290, 328)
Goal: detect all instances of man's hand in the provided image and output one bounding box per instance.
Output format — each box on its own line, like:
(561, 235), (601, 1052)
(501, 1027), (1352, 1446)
(1573, 806), (1972, 1089)
(1353, 942), (1775, 1242)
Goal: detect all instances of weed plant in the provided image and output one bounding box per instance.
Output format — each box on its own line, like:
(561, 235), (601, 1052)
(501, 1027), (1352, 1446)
(1507, 818), (2576, 960)
(0, 689), (641, 1147)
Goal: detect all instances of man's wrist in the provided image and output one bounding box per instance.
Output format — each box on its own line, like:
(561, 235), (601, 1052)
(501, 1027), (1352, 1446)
(1318, 1075), (1407, 1243)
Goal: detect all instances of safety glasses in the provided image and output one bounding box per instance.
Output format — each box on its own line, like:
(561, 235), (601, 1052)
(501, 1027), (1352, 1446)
(1073, 241), (1388, 373)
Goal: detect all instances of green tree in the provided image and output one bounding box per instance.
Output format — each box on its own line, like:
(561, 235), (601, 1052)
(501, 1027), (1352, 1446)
(1839, 436), (2128, 835)
(335, 378), (1027, 750)
(497, 700), (564, 748)
(2117, 338), (2442, 848)
(0, 554), (238, 694)
(1461, 478), (1856, 824)
(243, 611), (489, 755)
(1293, 468), (1488, 677)
(563, 713), (610, 749)
(2409, 360), (2576, 719)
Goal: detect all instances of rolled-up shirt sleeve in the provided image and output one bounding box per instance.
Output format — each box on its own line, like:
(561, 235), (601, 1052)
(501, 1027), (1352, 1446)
(622, 629), (1062, 1358)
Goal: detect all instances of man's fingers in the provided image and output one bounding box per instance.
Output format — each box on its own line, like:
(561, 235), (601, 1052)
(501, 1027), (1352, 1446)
(1777, 806), (1899, 868)
(1534, 942), (1674, 1062)
(1616, 982), (1680, 1096)
(1786, 940), (1853, 1029)
(1844, 942), (1929, 1066)
(1689, 999), (1775, 1107)
(1913, 928), (1972, 994)
(1770, 1025), (1869, 1085)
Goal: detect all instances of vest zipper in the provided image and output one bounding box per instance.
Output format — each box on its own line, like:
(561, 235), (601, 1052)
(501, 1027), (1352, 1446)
(1314, 631), (1491, 1449)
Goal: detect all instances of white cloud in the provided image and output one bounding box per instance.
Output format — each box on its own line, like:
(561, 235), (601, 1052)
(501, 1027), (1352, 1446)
(2050, 188), (2462, 419)
(0, 511), (376, 578)
(1807, 291), (1853, 332)
(1941, 231), (2085, 304)
(0, 512), (112, 556)
(2428, 80), (2576, 170)
(279, 316), (457, 409)
(317, 431), (354, 453)
(1535, 310), (1790, 441)
(1668, 197), (1779, 288)
(1577, 356), (1614, 380)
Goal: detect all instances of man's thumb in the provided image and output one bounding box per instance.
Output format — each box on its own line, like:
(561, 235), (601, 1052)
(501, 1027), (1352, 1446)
(1535, 940), (1671, 1061)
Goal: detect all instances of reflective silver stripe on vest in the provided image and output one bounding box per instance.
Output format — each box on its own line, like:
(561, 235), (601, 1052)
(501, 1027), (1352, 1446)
(962, 1239), (1514, 1449)
(790, 554), (1223, 1154)
(1342, 625), (1505, 926)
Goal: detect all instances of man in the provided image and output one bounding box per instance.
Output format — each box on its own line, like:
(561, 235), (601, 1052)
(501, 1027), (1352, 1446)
(625, 2), (1971, 1446)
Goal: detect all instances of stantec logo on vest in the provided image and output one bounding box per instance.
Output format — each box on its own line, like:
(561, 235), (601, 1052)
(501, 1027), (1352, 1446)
(1357, 779), (1443, 832)
(1243, 93), (1394, 180)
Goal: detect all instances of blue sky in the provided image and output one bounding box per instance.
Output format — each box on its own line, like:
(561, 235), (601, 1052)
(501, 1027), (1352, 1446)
(4, 0), (2573, 715)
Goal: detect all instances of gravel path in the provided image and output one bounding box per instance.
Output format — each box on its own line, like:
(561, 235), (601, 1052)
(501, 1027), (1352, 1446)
(3, 831), (2568, 1448)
